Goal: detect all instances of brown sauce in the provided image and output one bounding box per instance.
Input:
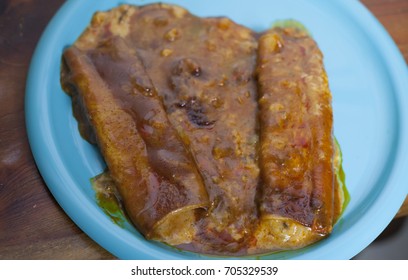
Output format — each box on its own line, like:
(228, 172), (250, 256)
(61, 3), (347, 256)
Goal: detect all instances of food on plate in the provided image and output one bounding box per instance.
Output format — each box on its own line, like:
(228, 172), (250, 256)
(254, 27), (345, 251)
(60, 3), (347, 256)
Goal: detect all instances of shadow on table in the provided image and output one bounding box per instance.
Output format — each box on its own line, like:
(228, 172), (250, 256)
(353, 216), (408, 260)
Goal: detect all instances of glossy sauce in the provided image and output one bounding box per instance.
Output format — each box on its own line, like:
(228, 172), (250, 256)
(61, 3), (347, 256)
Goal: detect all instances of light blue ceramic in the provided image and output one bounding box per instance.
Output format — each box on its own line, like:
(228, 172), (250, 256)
(25, 0), (408, 259)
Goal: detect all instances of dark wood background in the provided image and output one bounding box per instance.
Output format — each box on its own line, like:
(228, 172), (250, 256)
(1, 0), (407, 259)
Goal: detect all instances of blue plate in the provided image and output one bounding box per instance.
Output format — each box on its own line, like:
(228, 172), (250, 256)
(25, 0), (408, 259)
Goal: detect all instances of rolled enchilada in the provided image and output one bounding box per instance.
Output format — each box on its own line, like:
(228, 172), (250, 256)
(61, 36), (209, 244)
(254, 27), (344, 251)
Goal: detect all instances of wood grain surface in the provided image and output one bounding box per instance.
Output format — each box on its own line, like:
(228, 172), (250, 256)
(0, 0), (407, 260)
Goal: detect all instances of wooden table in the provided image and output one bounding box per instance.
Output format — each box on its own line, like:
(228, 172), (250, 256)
(1, 0), (407, 260)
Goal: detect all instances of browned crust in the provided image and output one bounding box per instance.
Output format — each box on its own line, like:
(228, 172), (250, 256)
(61, 42), (209, 239)
(61, 3), (342, 255)
(257, 27), (335, 235)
